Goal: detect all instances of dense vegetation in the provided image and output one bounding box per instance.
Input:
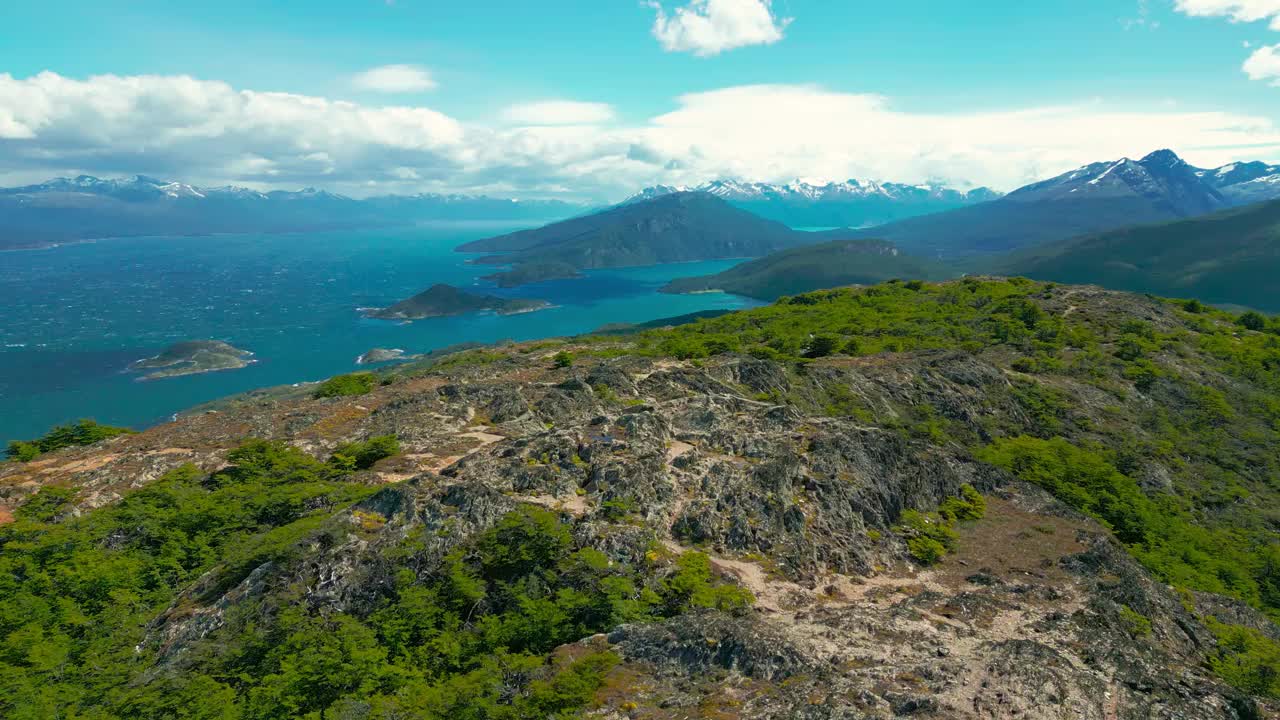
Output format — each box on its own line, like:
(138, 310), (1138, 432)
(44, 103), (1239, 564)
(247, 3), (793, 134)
(0, 439), (751, 718)
(313, 372), (378, 398)
(5, 419), (134, 462)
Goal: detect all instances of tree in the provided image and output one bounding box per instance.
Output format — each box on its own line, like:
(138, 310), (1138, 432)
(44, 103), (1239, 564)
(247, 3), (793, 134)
(1238, 311), (1268, 332)
(802, 335), (839, 359)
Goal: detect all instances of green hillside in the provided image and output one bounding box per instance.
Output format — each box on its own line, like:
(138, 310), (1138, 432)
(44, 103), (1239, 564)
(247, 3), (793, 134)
(660, 238), (944, 299)
(992, 199), (1280, 312)
(457, 192), (859, 279)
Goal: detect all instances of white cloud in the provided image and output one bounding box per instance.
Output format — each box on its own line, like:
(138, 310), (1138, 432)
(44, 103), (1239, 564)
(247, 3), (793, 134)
(500, 101), (616, 126)
(2, 72), (1279, 200)
(351, 64), (436, 93)
(1174, 0), (1280, 28)
(624, 85), (1280, 192)
(1244, 43), (1280, 81)
(650, 0), (790, 56)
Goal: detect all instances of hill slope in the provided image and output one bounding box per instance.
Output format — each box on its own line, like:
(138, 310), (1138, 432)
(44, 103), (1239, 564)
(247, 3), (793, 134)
(660, 238), (943, 299)
(456, 192), (857, 277)
(1, 279), (1278, 717)
(991, 197), (1280, 312)
(851, 149), (1230, 257)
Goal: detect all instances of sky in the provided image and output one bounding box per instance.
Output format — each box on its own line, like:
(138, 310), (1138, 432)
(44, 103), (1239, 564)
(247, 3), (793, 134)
(4, 0), (1280, 200)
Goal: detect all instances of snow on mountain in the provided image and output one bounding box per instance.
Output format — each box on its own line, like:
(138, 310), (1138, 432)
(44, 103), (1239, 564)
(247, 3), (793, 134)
(1004, 149), (1228, 219)
(623, 178), (999, 206)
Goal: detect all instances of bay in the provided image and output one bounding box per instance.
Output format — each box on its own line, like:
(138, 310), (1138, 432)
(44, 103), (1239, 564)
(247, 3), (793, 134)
(0, 223), (755, 444)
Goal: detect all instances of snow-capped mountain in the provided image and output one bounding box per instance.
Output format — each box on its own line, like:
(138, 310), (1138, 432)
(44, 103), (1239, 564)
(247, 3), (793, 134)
(1, 175), (230, 202)
(0, 175), (589, 250)
(1190, 160), (1280, 206)
(622, 178), (1000, 228)
(1006, 149), (1228, 217)
(842, 149), (1248, 258)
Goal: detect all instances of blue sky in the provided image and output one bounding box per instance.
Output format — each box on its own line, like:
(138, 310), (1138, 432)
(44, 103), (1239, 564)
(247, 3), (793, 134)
(2, 0), (1280, 199)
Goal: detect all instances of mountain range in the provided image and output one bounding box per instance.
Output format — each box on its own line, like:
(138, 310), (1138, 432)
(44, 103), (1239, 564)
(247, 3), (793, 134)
(647, 151), (1280, 311)
(0, 175), (590, 250)
(842, 150), (1257, 258)
(622, 179), (1001, 228)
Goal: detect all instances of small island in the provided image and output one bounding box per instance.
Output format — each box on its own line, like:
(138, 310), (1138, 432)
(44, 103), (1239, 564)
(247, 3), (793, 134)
(481, 262), (584, 288)
(129, 340), (255, 380)
(355, 348), (420, 365)
(363, 284), (550, 321)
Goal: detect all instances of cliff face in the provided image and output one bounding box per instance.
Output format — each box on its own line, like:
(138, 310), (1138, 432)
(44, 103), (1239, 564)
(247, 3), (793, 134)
(2, 280), (1277, 718)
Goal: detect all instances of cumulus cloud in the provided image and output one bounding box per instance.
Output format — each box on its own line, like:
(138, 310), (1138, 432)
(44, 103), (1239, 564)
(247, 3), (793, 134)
(351, 64), (436, 93)
(1244, 43), (1280, 81)
(2, 72), (1279, 200)
(650, 0), (790, 56)
(0, 72), (463, 187)
(1174, 0), (1280, 28)
(500, 101), (616, 126)
(626, 85), (1280, 192)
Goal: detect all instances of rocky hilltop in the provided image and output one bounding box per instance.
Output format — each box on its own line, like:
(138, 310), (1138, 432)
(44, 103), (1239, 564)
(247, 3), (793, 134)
(1, 279), (1278, 718)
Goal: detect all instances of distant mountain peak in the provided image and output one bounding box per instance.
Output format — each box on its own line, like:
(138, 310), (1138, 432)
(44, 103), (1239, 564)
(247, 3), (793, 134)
(1140, 148), (1186, 168)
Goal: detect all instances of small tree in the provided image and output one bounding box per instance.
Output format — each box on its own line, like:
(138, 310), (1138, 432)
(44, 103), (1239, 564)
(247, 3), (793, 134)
(1238, 311), (1267, 332)
(802, 335), (840, 359)
(552, 351), (574, 368)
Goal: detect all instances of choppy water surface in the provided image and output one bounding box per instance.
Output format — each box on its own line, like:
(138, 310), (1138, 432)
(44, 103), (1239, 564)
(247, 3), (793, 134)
(0, 224), (755, 444)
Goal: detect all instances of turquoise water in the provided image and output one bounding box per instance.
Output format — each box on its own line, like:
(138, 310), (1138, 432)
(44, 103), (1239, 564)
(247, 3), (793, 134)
(0, 223), (756, 444)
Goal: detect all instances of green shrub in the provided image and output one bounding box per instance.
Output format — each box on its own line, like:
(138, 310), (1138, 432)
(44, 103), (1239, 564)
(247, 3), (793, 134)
(552, 351), (574, 368)
(939, 484), (986, 522)
(896, 485), (985, 565)
(662, 551), (755, 615)
(802, 334), (840, 359)
(312, 372), (377, 398)
(6, 419), (133, 461)
(1118, 605), (1153, 637)
(1238, 311), (1268, 332)
(329, 435), (401, 471)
